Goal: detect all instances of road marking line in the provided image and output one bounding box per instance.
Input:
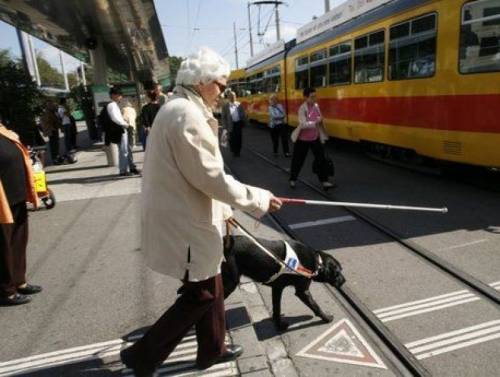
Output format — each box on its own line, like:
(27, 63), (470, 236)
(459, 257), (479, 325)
(0, 332), (227, 376)
(438, 239), (487, 251)
(296, 318), (386, 369)
(410, 325), (500, 354)
(377, 293), (476, 318)
(289, 215), (356, 230)
(415, 332), (500, 360)
(490, 281), (500, 289)
(405, 319), (500, 348)
(380, 297), (480, 322)
(374, 289), (470, 314)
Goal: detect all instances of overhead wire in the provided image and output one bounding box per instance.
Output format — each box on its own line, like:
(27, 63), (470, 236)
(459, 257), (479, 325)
(189, 0), (203, 50)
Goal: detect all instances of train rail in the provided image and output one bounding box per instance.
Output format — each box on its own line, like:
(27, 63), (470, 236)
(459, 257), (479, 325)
(226, 142), (500, 376)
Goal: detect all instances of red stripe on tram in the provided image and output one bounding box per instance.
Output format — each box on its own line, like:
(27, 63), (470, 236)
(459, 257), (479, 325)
(286, 94), (500, 134)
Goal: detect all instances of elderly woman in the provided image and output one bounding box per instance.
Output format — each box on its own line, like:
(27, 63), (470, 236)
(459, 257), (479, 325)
(268, 94), (290, 157)
(289, 87), (334, 189)
(0, 123), (42, 306)
(221, 90), (247, 157)
(120, 47), (282, 375)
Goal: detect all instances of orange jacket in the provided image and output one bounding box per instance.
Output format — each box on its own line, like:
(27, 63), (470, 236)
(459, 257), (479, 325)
(0, 124), (38, 223)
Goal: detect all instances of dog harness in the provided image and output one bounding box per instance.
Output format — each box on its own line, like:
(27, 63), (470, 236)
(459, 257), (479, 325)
(265, 241), (322, 284)
(226, 217), (322, 282)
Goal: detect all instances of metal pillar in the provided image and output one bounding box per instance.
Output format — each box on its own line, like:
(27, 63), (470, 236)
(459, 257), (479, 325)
(89, 38), (108, 85)
(80, 61), (87, 86)
(27, 35), (41, 86)
(59, 50), (69, 91)
(247, 2), (254, 57)
(275, 4), (281, 41)
(233, 22), (239, 68)
(325, 0), (330, 13)
(16, 29), (41, 86)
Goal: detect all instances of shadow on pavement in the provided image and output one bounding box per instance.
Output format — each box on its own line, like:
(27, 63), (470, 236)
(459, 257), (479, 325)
(48, 174), (140, 185)
(46, 164), (110, 175)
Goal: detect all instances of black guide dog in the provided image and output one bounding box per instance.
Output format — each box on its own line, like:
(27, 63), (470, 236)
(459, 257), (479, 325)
(221, 235), (346, 331)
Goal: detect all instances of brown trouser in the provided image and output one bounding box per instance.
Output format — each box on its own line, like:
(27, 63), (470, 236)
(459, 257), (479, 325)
(0, 202), (28, 298)
(125, 273), (226, 369)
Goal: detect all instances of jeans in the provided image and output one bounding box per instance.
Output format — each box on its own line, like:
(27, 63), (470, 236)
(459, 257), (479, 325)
(118, 131), (136, 174)
(62, 123), (72, 155)
(118, 132), (129, 173)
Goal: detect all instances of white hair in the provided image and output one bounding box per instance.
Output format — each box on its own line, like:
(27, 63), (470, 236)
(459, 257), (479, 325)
(176, 47), (230, 86)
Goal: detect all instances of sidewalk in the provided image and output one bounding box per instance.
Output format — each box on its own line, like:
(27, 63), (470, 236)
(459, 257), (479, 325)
(0, 125), (288, 377)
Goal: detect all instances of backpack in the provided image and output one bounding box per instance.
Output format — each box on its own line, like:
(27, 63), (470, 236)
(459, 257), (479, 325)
(98, 103), (124, 145)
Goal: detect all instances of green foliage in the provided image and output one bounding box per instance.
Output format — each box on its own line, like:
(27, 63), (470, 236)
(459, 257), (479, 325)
(0, 48), (13, 67)
(0, 56), (43, 145)
(168, 56), (183, 84)
(36, 53), (65, 87)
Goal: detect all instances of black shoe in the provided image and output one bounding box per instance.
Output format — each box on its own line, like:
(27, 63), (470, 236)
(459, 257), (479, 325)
(130, 168), (141, 175)
(197, 344), (243, 370)
(284, 153), (291, 158)
(120, 347), (157, 377)
(119, 172), (132, 177)
(17, 284), (42, 295)
(0, 293), (31, 306)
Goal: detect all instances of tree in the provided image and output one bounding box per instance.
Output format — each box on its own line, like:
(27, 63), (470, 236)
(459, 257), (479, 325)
(0, 58), (43, 145)
(36, 53), (64, 87)
(168, 56), (183, 84)
(0, 48), (13, 67)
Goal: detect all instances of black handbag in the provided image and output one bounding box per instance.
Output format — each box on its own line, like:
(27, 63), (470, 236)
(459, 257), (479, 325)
(313, 151), (335, 177)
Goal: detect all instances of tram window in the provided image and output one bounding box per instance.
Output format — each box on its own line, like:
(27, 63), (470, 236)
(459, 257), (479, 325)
(270, 75), (281, 92)
(389, 14), (437, 80)
(354, 30), (385, 83)
(295, 70), (309, 89)
(310, 65), (327, 87)
(310, 49), (327, 87)
(329, 41), (352, 85)
(460, 0), (500, 74)
(295, 56), (309, 89)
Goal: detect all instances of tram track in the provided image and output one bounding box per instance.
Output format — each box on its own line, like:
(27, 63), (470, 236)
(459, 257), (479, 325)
(245, 146), (500, 307)
(226, 144), (500, 377)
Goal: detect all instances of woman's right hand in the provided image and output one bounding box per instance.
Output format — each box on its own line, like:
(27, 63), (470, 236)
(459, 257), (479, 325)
(268, 195), (282, 213)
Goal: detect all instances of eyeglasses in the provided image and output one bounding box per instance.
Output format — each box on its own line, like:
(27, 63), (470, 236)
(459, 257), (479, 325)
(214, 80), (226, 92)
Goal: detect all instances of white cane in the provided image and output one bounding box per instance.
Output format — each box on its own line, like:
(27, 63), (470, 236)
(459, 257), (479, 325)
(278, 197), (448, 213)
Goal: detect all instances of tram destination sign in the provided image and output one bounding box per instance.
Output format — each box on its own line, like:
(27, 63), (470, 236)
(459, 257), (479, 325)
(297, 0), (392, 43)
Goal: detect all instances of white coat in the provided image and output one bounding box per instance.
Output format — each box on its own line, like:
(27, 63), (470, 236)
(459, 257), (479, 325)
(141, 85), (271, 281)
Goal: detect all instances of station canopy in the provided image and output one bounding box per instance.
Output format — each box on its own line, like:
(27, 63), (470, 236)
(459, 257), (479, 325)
(0, 0), (170, 83)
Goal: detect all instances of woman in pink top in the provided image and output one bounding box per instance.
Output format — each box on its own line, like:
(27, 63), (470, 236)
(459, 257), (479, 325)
(289, 87), (333, 189)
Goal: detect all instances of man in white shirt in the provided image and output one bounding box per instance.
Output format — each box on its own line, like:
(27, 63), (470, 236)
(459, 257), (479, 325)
(107, 87), (139, 176)
(58, 98), (74, 161)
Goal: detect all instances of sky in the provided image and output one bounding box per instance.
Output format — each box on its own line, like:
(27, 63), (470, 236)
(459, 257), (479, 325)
(0, 0), (347, 73)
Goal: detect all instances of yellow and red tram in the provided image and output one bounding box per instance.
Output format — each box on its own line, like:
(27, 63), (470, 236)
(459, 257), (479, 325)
(228, 0), (500, 167)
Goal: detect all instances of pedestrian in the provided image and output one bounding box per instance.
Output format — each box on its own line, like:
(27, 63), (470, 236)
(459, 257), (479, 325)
(57, 98), (74, 161)
(106, 87), (140, 176)
(121, 98), (138, 149)
(69, 114), (78, 150)
(221, 90), (247, 157)
(0, 122), (42, 306)
(154, 83), (168, 107)
(120, 47), (282, 376)
(268, 94), (290, 158)
(139, 90), (161, 151)
(40, 100), (64, 165)
(289, 87), (334, 189)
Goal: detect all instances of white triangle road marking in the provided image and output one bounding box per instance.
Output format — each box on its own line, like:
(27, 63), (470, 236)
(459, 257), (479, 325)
(296, 318), (386, 369)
